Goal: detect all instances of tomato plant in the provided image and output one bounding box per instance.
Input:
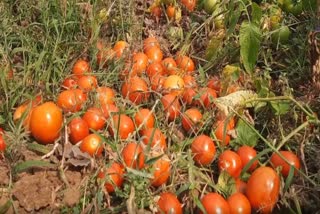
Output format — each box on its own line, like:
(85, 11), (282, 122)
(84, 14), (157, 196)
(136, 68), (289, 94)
(30, 102), (63, 144)
(270, 151), (301, 177)
(157, 192), (182, 214)
(191, 135), (216, 166)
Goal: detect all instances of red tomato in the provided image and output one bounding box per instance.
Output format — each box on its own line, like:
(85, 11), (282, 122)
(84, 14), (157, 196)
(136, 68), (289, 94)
(161, 94), (181, 121)
(132, 52), (149, 76)
(96, 86), (116, 106)
(182, 88), (197, 105)
(237, 146), (258, 172)
(183, 74), (197, 88)
(80, 134), (103, 157)
(122, 142), (145, 169)
(157, 192), (182, 214)
(100, 103), (119, 119)
(207, 76), (221, 93)
(0, 135), (6, 152)
(143, 37), (160, 53)
(57, 89), (87, 112)
(218, 150), (242, 178)
(246, 167), (280, 214)
(68, 117), (89, 144)
(166, 5), (176, 20)
(176, 55), (195, 73)
(214, 119), (233, 146)
(181, 108), (203, 134)
(121, 77), (150, 105)
(30, 102), (63, 144)
(141, 128), (167, 150)
(162, 57), (177, 75)
(270, 151), (301, 177)
(195, 87), (217, 108)
(235, 178), (247, 194)
(150, 74), (165, 92)
(98, 162), (124, 193)
(151, 155), (170, 187)
(72, 59), (91, 78)
(200, 193), (230, 214)
(109, 114), (135, 140)
(181, 0), (197, 11)
(191, 135), (216, 166)
(62, 77), (77, 89)
(227, 193), (251, 214)
(145, 47), (163, 63)
(82, 107), (106, 131)
(77, 75), (98, 92)
(163, 75), (185, 96)
(151, 6), (162, 18)
(134, 108), (155, 132)
(146, 62), (165, 77)
(113, 41), (128, 59)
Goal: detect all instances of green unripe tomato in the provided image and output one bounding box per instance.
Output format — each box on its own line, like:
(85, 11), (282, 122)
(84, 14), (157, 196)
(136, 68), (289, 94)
(271, 25), (291, 45)
(278, 0), (303, 16)
(203, 0), (218, 14)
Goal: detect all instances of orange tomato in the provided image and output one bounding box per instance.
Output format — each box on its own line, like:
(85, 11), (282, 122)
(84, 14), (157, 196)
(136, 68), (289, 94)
(146, 62), (165, 77)
(100, 103), (119, 119)
(62, 77), (77, 90)
(0, 135), (6, 152)
(96, 86), (116, 106)
(150, 74), (165, 92)
(72, 59), (91, 78)
(77, 75), (98, 92)
(214, 118), (234, 146)
(80, 134), (104, 157)
(182, 88), (197, 105)
(161, 94), (181, 121)
(121, 77), (150, 105)
(162, 57), (177, 75)
(237, 146), (258, 172)
(141, 128), (167, 150)
(134, 108), (155, 132)
(132, 52), (149, 76)
(98, 162), (124, 193)
(207, 76), (221, 93)
(163, 75), (185, 96)
(57, 89), (87, 112)
(143, 37), (160, 53)
(218, 150), (243, 178)
(96, 49), (115, 67)
(68, 117), (89, 144)
(113, 41), (128, 59)
(109, 114), (135, 140)
(181, 0), (197, 12)
(151, 6), (162, 18)
(191, 134), (216, 166)
(82, 107), (106, 131)
(194, 87), (217, 108)
(183, 74), (197, 88)
(176, 55), (195, 73)
(122, 142), (145, 169)
(151, 155), (170, 187)
(166, 5), (176, 20)
(30, 102), (63, 144)
(157, 192), (183, 214)
(181, 108), (203, 133)
(235, 178), (247, 194)
(270, 151), (301, 177)
(145, 47), (163, 63)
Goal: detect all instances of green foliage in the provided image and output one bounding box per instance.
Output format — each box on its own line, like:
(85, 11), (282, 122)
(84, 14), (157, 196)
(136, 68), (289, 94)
(236, 118), (259, 147)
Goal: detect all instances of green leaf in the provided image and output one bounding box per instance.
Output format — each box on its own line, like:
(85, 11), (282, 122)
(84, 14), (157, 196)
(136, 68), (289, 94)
(226, 2), (243, 36)
(239, 21), (262, 73)
(241, 148), (272, 176)
(0, 200), (12, 214)
(270, 100), (290, 115)
(217, 171), (236, 197)
(251, 3), (262, 25)
(145, 154), (164, 165)
(125, 167), (153, 179)
(27, 142), (52, 155)
(284, 165), (295, 193)
(236, 118), (259, 147)
(194, 196), (207, 214)
(14, 160), (56, 173)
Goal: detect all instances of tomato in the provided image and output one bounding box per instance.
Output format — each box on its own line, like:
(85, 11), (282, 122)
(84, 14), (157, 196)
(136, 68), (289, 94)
(166, 5), (175, 20)
(113, 41), (128, 59)
(162, 57), (177, 75)
(235, 178), (247, 194)
(80, 134), (103, 157)
(214, 120), (233, 146)
(109, 114), (135, 140)
(57, 89), (87, 112)
(191, 135), (216, 166)
(181, 108), (203, 134)
(161, 94), (181, 121)
(68, 117), (89, 144)
(146, 62), (165, 78)
(227, 193), (251, 214)
(145, 47), (163, 63)
(143, 37), (161, 53)
(13, 103), (32, 130)
(77, 75), (98, 92)
(150, 74), (165, 92)
(203, 0), (218, 14)
(183, 74), (197, 88)
(141, 128), (167, 150)
(96, 49), (115, 67)
(207, 76), (221, 93)
(182, 88), (197, 105)
(132, 52), (149, 76)
(72, 59), (91, 78)
(271, 25), (291, 45)
(176, 55), (195, 73)
(121, 77), (150, 105)
(151, 155), (170, 187)
(246, 167), (280, 214)
(163, 75), (185, 96)
(122, 142), (145, 169)
(181, 0), (197, 11)
(157, 192), (182, 214)
(134, 108), (155, 132)
(82, 107), (106, 131)
(236, 146), (258, 172)
(151, 6), (162, 18)
(101, 103), (119, 119)
(96, 86), (116, 106)
(62, 77), (77, 90)
(218, 150), (242, 178)
(98, 162), (124, 193)
(270, 151), (301, 177)
(0, 135), (6, 152)
(194, 87), (217, 108)
(200, 193), (230, 214)
(30, 102), (63, 144)
(278, 0), (302, 16)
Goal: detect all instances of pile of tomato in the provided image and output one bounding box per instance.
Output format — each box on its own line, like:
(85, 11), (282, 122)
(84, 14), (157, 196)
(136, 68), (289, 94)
(3, 33), (304, 213)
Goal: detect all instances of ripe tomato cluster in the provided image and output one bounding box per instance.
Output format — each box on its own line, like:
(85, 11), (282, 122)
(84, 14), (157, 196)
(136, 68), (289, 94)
(10, 35), (302, 213)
